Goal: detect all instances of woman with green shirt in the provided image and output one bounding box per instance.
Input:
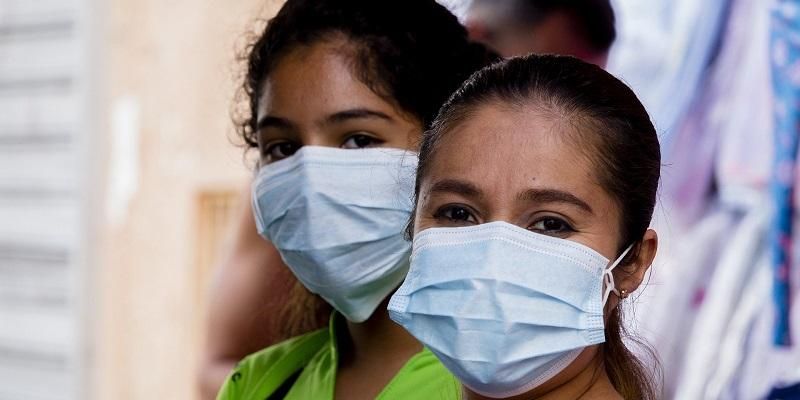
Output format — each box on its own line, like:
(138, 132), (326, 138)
(388, 55), (662, 399)
(216, 1), (496, 399)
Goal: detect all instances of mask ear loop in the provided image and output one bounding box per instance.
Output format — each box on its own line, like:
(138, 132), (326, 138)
(602, 244), (634, 306)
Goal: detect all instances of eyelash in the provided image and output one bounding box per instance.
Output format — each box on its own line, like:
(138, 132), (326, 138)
(261, 141), (299, 163)
(433, 206), (576, 237)
(341, 133), (385, 149)
(433, 204), (478, 225)
(528, 216), (575, 237)
(258, 132), (385, 164)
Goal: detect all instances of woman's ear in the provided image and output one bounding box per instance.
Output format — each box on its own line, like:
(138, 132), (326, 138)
(617, 229), (658, 294)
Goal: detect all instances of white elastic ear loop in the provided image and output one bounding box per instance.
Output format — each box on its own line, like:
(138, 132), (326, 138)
(601, 244), (633, 305)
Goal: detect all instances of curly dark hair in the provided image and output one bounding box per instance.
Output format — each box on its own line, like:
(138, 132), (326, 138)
(236, 0), (499, 148)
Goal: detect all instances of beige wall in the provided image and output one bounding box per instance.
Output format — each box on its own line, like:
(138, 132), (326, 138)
(93, 1), (283, 399)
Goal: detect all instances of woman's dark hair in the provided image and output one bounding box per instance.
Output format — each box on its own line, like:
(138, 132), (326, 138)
(411, 54), (661, 399)
(236, 0), (498, 148)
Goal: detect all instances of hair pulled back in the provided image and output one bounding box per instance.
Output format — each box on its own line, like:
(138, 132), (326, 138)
(413, 54), (661, 399)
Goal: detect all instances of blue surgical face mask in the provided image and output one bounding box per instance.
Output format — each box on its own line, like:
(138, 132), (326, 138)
(388, 221), (632, 398)
(252, 146), (417, 323)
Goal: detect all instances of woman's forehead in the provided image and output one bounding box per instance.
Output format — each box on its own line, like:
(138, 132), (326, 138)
(434, 105), (576, 165)
(425, 105), (603, 196)
(257, 39), (420, 128)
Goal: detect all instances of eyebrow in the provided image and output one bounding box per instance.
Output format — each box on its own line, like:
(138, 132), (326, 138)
(256, 108), (393, 132)
(517, 188), (593, 213)
(325, 108), (393, 125)
(428, 179), (484, 200)
(256, 115), (296, 131)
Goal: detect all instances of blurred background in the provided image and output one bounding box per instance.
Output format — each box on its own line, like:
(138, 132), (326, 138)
(0, 0), (279, 398)
(1, 0), (798, 399)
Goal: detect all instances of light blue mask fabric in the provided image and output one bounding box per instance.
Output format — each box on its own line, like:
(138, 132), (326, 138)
(388, 221), (631, 398)
(252, 146), (417, 323)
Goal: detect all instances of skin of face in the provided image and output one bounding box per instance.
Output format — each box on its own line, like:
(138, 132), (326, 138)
(255, 38), (422, 164)
(414, 103), (657, 399)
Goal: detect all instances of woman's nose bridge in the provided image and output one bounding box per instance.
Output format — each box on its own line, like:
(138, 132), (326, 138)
(483, 201), (521, 225)
(297, 128), (338, 148)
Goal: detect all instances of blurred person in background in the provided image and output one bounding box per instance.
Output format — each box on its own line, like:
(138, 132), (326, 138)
(208, 0), (496, 399)
(464, 0), (615, 65)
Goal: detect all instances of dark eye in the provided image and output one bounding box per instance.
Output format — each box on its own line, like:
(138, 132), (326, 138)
(342, 134), (383, 149)
(434, 205), (478, 225)
(530, 217), (574, 236)
(262, 141), (299, 163)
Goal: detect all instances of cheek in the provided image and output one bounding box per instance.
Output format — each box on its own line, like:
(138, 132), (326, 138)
(411, 197), (432, 232)
(376, 129), (418, 152)
(412, 211), (426, 234)
(574, 197), (625, 259)
(598, 204), (626, 254)
(399, 126), (422, 151)
(411, 188), (440, 233)
(381, 117), (422, 151)
(557, 202), (620, 258)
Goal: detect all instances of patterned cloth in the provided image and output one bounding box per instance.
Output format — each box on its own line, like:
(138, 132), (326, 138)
(620, 0), (800, 396)
(768, 381), (800, 399)
(769, 0), (800, 347)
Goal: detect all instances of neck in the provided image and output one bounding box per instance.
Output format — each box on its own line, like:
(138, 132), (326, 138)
(340, 297), (422, 367)
(465, 346), (621, 400)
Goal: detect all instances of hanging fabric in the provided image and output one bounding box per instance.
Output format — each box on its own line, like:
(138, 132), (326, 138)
(769, 0), (800, 348)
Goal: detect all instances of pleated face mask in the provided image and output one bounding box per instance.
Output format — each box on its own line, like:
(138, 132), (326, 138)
(252, 146), (417, 323)
(388, 221), (631, 398)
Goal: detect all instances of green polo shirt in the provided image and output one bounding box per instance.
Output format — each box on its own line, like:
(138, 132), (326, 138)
(217, 312), (460, 400)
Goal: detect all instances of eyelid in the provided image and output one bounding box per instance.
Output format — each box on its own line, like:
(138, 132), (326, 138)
(528, 215), (576, 235)
(260, 140), (300, 164)
(263, 138), (290, 147)
(533, 216), (573, 228)
(341, 132), (386, 149)
(344, 131), (383, 140)
(261, 139), (292, 154)
(260, 137), (293, 154)
(529, 210), (577, 226)
(433, 203), (481, 224)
